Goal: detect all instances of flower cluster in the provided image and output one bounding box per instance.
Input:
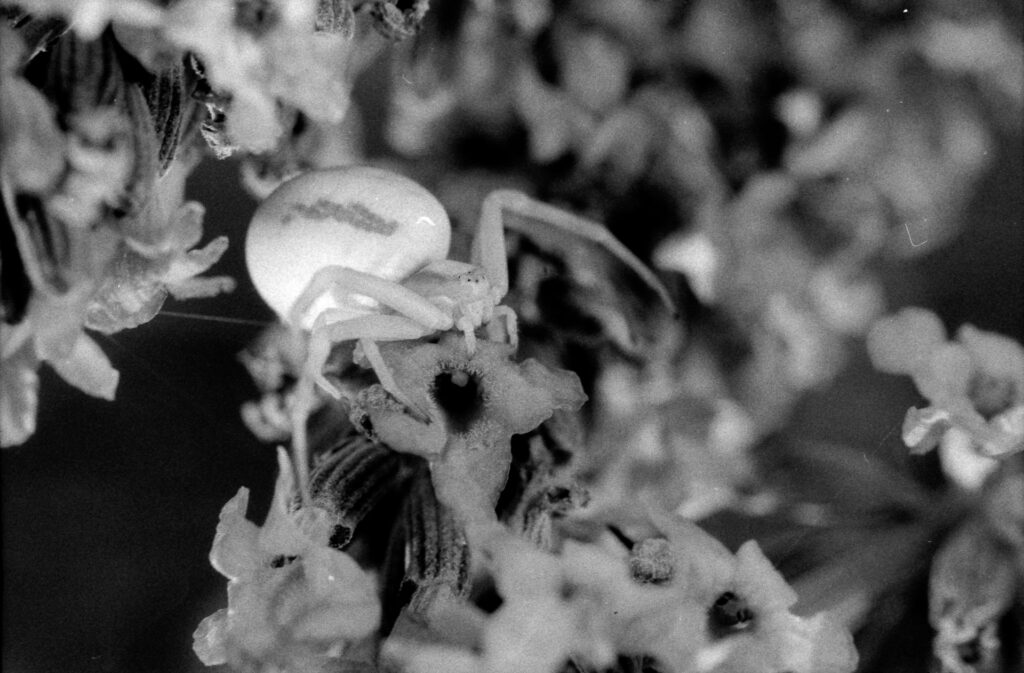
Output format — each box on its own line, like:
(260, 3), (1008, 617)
(380, 0), (1021, 446)
(3, 1), (1020, 672)
(351, 332), (587, 529)
(384, 509), (857, 673)
(867, 309), (1024, 669)
(0, 0), (438, 446)
(194, 449), (381, 673)
(868, 307), (1024, 489)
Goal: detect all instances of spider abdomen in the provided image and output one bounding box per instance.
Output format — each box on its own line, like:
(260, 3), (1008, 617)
(246, 167), (452, 328)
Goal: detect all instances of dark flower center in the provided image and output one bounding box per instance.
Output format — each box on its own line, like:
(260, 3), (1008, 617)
(956, 638), (983, 665)
(432, 368), (485, 434)
(968, 373), (1017, 420)
(709, 591), (754, 637)
(235, 0), (280, 36)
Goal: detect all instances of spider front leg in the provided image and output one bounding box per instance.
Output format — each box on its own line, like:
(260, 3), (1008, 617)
(472, 189), (677, 316)
(290, 265), (455, 331)
(489, 305), (518, 350)
(291, 312), (438, 505)
(454, 316), (479, 354)
(288, 267), (454, 503)
(290, 265), (452, 412)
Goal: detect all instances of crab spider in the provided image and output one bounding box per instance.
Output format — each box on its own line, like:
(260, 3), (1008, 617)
(246, 166), (675, 501)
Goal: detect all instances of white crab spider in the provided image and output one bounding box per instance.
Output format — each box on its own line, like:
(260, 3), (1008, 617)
(245, 166), (674, 501)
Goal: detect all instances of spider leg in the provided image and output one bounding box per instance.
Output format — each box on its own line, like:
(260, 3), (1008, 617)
(471, 191), (512, 299)
(291, 313), (437, 505)
(354, 338), (433, 423)
(289, 265), (454, 331)
(454, 316), (478, 354)
(491, 305), (519, 350)
(289, 270), (456, 505)
(472, 189), (677, 316)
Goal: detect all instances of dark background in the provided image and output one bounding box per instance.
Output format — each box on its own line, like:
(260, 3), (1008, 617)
(2, 128), (1022, 672)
